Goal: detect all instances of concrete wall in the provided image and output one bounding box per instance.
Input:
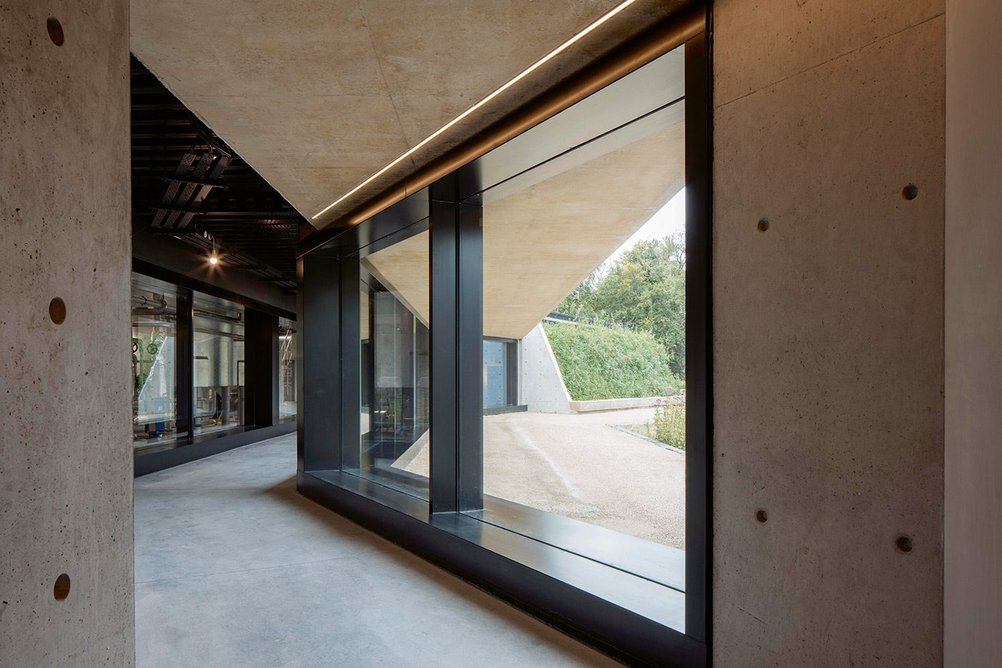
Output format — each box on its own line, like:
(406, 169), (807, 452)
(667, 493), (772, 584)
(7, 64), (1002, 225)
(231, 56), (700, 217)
(712, 1), (945, 665)
(520, 324), (572, 414)
(944, 1), (1002, 665)
(0, 2), (134, 666)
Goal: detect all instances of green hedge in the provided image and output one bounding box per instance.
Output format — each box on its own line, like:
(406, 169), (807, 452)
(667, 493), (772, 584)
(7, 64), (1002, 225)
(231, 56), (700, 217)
(543, 321), (677, 401)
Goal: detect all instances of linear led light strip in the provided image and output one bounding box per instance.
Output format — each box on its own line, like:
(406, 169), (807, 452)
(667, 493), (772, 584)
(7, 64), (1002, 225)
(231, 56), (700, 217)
(311, 0), (639, 222)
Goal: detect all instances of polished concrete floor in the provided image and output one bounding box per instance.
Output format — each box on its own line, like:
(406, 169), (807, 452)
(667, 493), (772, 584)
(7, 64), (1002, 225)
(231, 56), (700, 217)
(134, 434), (617, 667)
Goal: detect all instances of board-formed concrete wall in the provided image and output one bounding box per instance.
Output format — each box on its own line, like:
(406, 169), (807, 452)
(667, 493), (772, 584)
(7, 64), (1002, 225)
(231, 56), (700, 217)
(520, 324), (573, 414)
(712, 1), (945, 665)
(0, 2), (134, 665)
(945, 1), (1002, 665)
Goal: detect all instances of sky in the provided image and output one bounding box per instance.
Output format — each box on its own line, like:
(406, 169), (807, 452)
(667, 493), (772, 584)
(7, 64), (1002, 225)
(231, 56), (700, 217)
(603, 187), (686, 268)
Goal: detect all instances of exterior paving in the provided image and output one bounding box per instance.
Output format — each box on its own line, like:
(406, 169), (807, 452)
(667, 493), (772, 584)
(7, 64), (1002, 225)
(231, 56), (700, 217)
(402, 408), (686, 548)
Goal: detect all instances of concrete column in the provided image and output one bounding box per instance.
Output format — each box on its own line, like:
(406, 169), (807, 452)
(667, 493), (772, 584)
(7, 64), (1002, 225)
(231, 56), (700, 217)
(712, 1), (945, 665)
(0, 2), (134, 666)
(945, 1), (1002, 665)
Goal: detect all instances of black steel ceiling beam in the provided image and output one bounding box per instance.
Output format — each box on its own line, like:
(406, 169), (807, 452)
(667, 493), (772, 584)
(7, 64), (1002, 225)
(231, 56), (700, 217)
(162, 176), (228, 189)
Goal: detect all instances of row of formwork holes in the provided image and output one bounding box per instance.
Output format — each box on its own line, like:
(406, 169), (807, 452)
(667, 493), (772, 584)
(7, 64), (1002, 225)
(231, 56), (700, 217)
(757, 184), (919, 233)
(754, 509), (914, 553)
(44, 18), (64, 326)
(753, 185), (919, 555)
(44, 16), (69, 607)
(43, 11), (66, 598)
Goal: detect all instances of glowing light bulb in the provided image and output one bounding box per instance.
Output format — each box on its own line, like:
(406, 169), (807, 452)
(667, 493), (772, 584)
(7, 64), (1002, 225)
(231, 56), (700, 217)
(209, 255), (219, 266)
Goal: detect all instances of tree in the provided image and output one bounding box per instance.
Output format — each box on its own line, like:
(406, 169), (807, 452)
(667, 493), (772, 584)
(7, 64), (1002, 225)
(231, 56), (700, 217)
(556, 235), (686, 378)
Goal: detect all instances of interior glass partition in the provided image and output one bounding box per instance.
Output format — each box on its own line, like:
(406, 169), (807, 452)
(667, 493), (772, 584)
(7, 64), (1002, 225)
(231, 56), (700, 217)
(192, 291), (245, 438)
(132, 274), (185, 450)
(356, 222), (431, 499)
(131, 266), (297, 474)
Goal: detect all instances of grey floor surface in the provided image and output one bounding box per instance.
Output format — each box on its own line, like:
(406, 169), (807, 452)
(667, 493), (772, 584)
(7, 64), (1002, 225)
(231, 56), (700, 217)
(134, 433), (618, 667)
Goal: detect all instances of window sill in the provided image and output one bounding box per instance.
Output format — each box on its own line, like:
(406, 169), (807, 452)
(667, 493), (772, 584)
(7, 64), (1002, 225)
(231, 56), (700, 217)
(299, 469), (705, 667)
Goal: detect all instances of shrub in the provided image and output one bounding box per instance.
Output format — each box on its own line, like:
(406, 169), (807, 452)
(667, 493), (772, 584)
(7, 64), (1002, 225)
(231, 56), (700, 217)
(651, 402), (686, 450)
(543, 321), (677, 401)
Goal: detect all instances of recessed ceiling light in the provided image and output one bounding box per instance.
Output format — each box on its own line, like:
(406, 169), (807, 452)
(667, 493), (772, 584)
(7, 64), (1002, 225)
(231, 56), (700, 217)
(310, 0), (638, 224)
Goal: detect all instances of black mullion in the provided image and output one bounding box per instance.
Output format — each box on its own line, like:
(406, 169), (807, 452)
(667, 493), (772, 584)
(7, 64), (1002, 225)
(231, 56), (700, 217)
(340, 257), (361, 472)
(429, 178), (459, 512)
(271, 316), (280, 425)
(365, 277), (376, 468)
(506, 341), (519, 407)
(176, 286), (194, 444)
(244, 308), (276, 429)
(296, 256), (305, 471)
(457, 196), (484, 511)
(299, 251), (341, 472)
(684, 18), (712, 646)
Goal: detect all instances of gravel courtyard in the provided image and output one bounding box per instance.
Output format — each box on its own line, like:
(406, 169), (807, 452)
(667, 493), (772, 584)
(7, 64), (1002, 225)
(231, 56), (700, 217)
(399, 407), (686, 548)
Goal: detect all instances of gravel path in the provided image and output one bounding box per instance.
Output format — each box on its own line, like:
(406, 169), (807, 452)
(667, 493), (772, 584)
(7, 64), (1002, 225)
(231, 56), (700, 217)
(400, 408), (685, 548)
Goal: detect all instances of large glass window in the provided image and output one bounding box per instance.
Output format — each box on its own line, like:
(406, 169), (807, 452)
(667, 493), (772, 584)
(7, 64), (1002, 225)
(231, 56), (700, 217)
(357, 225), (430, 498)
(473, 47), (687, 551)
(132, 274), (184, 450)
(192, 292), (245, 438)
(297, 18), (709, 661)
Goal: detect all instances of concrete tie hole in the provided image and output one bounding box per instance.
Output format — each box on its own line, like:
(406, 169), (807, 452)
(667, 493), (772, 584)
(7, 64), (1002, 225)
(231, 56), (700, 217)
(46, 17), (64, 46)
(895, 535), (914, 554)
(902, 184), (918, 201)
(755, 509), (768, 524)
(757, 218), (770, 232)
(53, 574), (71, 601)
(48, 298), (66, 325)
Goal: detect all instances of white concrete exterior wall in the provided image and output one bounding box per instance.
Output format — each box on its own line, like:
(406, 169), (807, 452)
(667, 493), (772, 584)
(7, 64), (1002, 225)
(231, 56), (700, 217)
(713, 1), (945, 665)
(945, 1), (1002, 665)
(0, 2), (134, 665)
(520, 324), (572, 414)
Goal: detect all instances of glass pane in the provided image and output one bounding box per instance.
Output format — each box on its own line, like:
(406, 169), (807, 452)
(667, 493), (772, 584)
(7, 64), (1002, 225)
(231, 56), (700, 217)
(357, 227), (430, 499)
(478, 49), (686, 555)
(132, 274), (184, 450)
(483, 339), (509, 409)
(192, 292), (245, 438)
(279, 317), (296, 422)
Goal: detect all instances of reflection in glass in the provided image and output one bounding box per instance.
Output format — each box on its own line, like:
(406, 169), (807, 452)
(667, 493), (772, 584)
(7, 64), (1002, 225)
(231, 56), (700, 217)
(357, 230), (430, 498)
(483, 339), (512, 410)
(132, 274), (184, 449)
(193, 292), (245, 437)
(279, 317), (296, 422)
(478, 48), (687, 550)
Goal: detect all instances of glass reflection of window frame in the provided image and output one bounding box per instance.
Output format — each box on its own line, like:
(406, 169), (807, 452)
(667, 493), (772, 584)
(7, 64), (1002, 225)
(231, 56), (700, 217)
(483, 338), (518, 411)
(353, 218), (431, 500)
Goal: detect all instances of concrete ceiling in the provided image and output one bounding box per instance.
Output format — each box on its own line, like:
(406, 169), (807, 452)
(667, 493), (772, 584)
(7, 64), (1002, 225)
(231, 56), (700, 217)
(363, 109), (684, 340)
(131, 0), (689, 229)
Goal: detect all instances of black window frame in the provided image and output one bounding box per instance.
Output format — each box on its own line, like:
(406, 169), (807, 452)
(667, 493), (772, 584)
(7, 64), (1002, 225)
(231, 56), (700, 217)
(296, 7), (711, 665)
(132, 261), (297, 476)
